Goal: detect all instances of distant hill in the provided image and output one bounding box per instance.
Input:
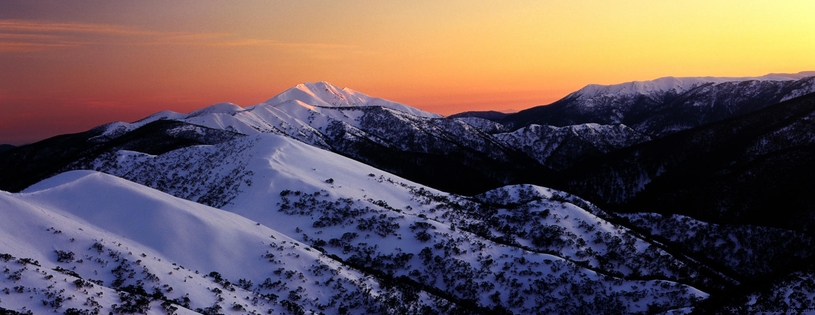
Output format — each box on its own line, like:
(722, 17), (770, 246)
(447, 110), (510, 121)
(500, 72), (815, 137)
(0, 144), (15, 153)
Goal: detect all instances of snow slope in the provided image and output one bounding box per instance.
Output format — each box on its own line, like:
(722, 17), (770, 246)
(1, 170), (435, 315)
(61, 133), (712, 313)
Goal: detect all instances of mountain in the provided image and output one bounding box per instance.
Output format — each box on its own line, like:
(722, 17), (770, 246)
(500, 72), (815, 137)
(0, 170), (439, 314)
(618, 212), (815, 313)
(493, 123), (651, 170)
(153, 81), (661, 192)
(0, 120), (242, 193)
(537, 92), (815, 304)
(0, 81), (647, 195)
(0, 144), (15, 153)
(0, 135), (712, 314)
(86, 82), (550, 195)
(263, 81), (440, 118)
(447, 110), (511, 121)
(4, 75), (815, 313)
(558, 92), (815, 229)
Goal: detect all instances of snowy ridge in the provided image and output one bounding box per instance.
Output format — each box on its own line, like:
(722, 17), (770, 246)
(259, 81), (440, 118)
(501, 72), (815, 138)
(574, 71), (815, 99)
(79, 80), (661, 187)
(186, 102), (245, 118)
(90, 81), (438, 146)
(17, 171), (347, 283)
(1, 170), (396, 315)
(89, 110), (188, 141)
(167, 82), (439, 149)
(50, 133), (712, 313)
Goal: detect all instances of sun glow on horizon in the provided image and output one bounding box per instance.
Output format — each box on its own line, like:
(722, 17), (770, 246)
(1, 0), (814, 144)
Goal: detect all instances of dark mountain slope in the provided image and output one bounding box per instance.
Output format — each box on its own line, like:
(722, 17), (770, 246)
(500, 76), (815, 137)
(447, 110), (510, 121)
(494, 123), (651, 170)
(0, 144), (15, 153)
(558, 92), (815, 231)
(320, 107), (555, 195)
(546, 92), (815, 309)
(0, 120), (241, 192)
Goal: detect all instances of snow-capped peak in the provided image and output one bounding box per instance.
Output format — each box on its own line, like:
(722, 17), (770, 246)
(256, 81), (441, 118)
(263, 81), (367, 108)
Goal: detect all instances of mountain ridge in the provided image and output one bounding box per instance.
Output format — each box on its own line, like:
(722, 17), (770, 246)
(0, 170), (437, 314)
(4, 73), (814, 196)
(576, 71), (815, 98)
(0, 138), (711, 314)
(499, 72), (815, 137)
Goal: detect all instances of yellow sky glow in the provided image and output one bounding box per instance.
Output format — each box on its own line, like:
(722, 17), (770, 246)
(0, 0), (814, 144)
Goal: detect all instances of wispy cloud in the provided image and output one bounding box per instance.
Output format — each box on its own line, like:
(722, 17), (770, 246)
(0, 41), (76, 52)
(0, 19), (153, 51)
(0, 20), (158, 35)
(0, 19), (357, 53)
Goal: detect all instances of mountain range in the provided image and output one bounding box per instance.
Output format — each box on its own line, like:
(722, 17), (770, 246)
(2, 72), (815, 314)
(496, 72), (815, 136)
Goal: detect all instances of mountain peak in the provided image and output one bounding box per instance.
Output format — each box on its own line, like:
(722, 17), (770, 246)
(264, 81), (370, 108)
(259, 81), (441, 118)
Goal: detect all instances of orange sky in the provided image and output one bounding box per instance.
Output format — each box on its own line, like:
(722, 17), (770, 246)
(1, 1), (814, 145)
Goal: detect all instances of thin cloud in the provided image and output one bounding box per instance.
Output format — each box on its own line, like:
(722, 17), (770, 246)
(203, 38), (357, 51)
(0, 19), (357, 52)
(0, 19), (163, 36)
(0, 33), (60, 40)
(0, 41), (78, 52)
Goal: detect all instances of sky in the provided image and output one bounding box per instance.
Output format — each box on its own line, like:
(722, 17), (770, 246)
(1, 1), (814, 145)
